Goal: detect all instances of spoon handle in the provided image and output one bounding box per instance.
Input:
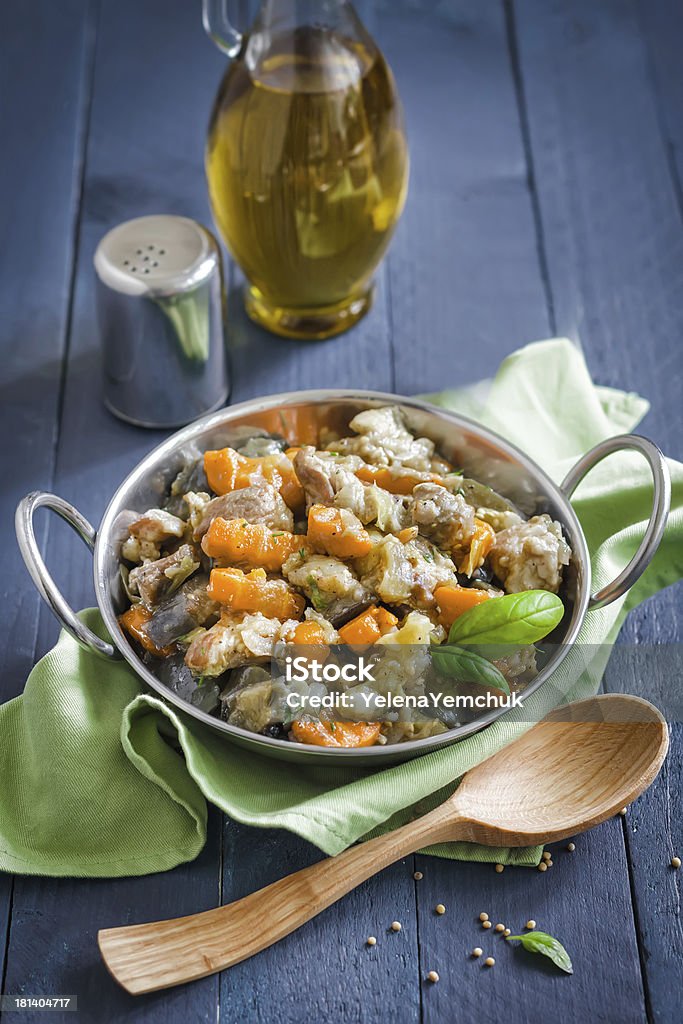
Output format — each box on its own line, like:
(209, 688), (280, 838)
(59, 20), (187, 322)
(98, 802), (459, 994)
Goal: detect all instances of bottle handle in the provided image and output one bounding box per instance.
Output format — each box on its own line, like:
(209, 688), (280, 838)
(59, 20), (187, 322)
(202, 0), (243, 57)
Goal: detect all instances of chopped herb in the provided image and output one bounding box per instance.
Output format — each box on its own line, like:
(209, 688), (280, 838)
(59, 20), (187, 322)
(307, 576), (328, 611)
(422, 546), (435, 562)
(329, 722), (337, 733)
(299, 548), (307, 560)
(271, 530), (285, 537)
(176, 626), (207, 646)
(456, 487), (466, 497)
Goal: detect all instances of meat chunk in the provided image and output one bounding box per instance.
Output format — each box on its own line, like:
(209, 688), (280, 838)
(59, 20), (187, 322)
(409, 483), (477, 550)
(128, 544), (200, 608)
(282, 552), (374, 625)
(184, 611), (299, 677)
(121, 508), (186, 563)
(327, 407), (437, 471)
(489, 514), (571, 594)
(293, 446), (411, 530)
(293, 448), (364, 503)
(356, 534), (457, 608)
(189, 481), (294, 539)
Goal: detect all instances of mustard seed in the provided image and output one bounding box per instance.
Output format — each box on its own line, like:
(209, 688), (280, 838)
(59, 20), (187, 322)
(435, 904), (446, 915)
(619, 807), (627, 816)
(566, 842), (576, 852)
(427, 970), (439, 983)
(672, 856), (681, 869)
(391, 921), (402, 932)
(542, 851), (552, 862)
(538, 862), (548, 872)
(484, 957), (495, 967)
(495, 863), (505, 873)
(525, 919), (536, 929)
(482, 920), (492, 929)
(472, 947), (483, 958)
(503, 928), (511, 937)
(547, 859), (554, 867)
(479, 912), (489, 922)
(494, 923), (505, 933)
(366, 936), (377, 946)
(413, 871), (423, 880)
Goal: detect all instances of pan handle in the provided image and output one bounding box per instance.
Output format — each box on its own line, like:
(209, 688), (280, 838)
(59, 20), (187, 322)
(15, 491), (120, 659)
(561, 435), (671, 610)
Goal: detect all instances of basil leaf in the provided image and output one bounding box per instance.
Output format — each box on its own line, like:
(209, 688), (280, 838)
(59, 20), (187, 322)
(448, 591), (564, 646)
(505, 931), (573, 974)
(430, 645), (510, 694)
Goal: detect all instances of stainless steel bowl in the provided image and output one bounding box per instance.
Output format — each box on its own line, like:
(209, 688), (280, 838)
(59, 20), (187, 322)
(15, 391), (670, 765)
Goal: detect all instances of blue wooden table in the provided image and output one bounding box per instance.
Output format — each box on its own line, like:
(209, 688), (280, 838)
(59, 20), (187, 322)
(1, 1), (681, 1021)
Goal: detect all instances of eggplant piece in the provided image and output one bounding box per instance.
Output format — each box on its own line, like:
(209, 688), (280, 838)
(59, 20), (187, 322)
(165, 455), (209, 517)
(153, 653), (220, 714)
(190, 683), (220, 715)
(458, 478), (520, 515)
(219, 665), (272, 700)
(144, 574), (219, 648)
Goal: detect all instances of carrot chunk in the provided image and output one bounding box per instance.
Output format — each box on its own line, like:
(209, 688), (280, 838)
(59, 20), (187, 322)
(338, 605), (398, 646)
(119, 605), (175, 658)
(202, 518), (305, 571)
(291, 621), (328, 645)
(203, 447), (304, 510)
(307, 504), (372, 559)
(208, 567), (305, 620)
(434, 584), (492, 629)
(374, 606), (399, 634)
(290, 720), (382, 748)
(355, 465), (443, 495)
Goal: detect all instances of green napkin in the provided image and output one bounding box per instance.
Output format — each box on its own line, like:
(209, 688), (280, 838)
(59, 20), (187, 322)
(2, 338), (682, 877)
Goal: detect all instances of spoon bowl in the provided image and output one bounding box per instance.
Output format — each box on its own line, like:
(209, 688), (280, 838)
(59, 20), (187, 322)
(98, 694), (668, 994)
(450, 694), (668, 846)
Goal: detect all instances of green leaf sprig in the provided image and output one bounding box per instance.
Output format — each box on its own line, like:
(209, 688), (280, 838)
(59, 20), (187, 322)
(431, 645), (510, 694)
(448, 590), (564, 646)
(505, 931), (573, 974)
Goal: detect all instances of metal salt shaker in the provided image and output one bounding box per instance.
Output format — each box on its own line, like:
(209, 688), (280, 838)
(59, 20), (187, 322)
(94, 214), (229, 428)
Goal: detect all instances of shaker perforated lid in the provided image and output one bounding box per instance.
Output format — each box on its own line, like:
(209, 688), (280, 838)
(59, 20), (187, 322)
(94, 214), (219, 297)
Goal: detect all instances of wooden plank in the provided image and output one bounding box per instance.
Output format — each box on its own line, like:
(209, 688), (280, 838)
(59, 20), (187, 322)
(512, 0), (683, 1019)
(217, 3), (409, 1020)
(0, 0), (96, 995)
(512, 0), (683, 460)
(639, 0), (683, 196)
(377, 0), (552, 394)
(415, 820), (646, 1022)
(4, 2), (398, 1022)
(219, 823), (420, 1024)
(3, 2), (224, 1020)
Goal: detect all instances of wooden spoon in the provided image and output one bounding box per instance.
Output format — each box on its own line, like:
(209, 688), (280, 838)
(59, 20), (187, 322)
(98, 694), (667, 994)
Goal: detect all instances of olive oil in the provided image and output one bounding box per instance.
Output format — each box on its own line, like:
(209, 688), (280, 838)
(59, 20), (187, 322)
(206, 26), (408, 338)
